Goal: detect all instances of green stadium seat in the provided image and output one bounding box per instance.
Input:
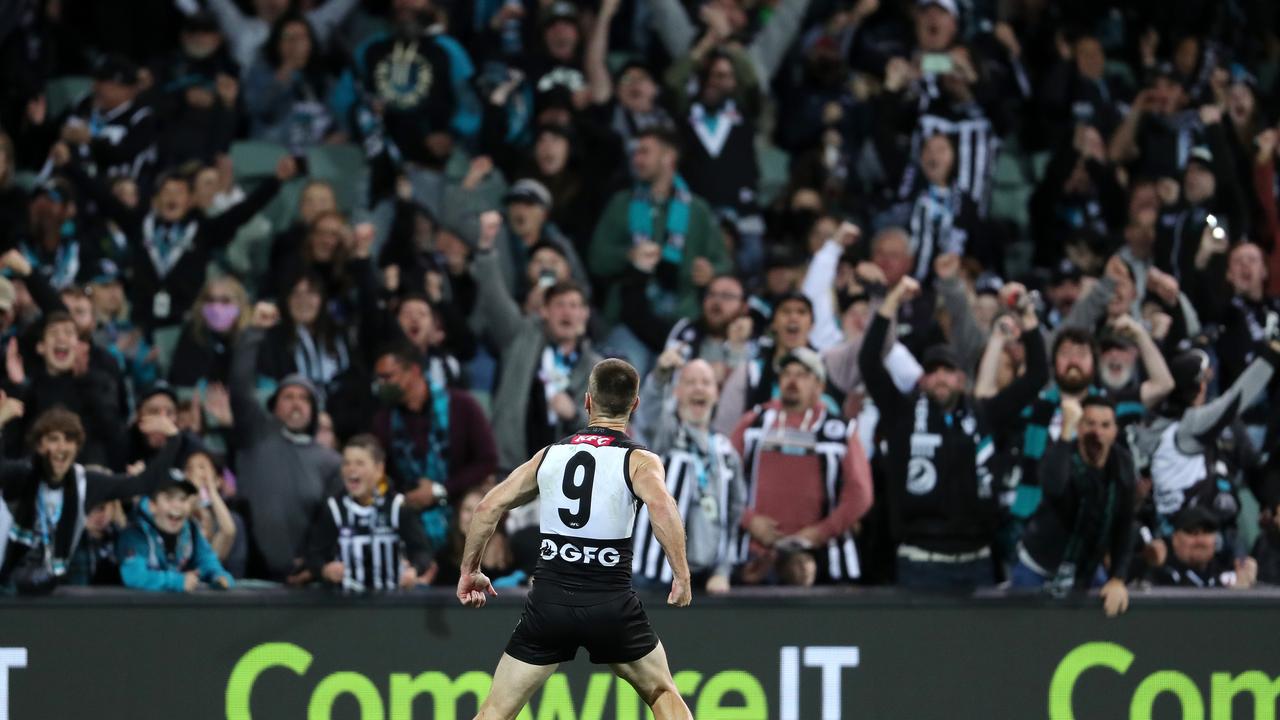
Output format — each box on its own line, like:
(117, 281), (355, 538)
(45, 76), (92, 118)
(304, 143), (367, 213)
(756, 137), (789, 207)
(229, 140), (289, 181)
(12, 171), (40, 192)
(1104, 60), (1137, 90)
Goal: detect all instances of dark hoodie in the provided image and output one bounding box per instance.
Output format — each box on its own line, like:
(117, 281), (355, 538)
(229, 328), (341, 580)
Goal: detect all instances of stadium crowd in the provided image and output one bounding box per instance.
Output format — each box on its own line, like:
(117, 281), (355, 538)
(1, 0), (1280, 611)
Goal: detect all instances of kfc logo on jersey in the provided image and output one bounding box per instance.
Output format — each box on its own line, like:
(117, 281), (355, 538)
(540, 538), (621, 567)
(570, 434), (615, 447)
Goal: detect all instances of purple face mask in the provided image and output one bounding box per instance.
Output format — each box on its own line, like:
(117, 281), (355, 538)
(202, 301), (240, 333)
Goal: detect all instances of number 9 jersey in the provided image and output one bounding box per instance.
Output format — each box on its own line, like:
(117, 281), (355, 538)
(533, 427), (645, 601)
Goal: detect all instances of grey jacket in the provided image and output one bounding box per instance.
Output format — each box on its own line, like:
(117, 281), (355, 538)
(471, 250), (601, 470)
(230, 328), (342, 580)
(634, 368), (746, 579)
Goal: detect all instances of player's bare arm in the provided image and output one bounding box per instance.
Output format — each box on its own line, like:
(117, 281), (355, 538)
(629, 448), (692, 607)
(458, 448), (545, 608)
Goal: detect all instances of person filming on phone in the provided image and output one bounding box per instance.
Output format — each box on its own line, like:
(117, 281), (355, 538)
(493, 179), (589, 304)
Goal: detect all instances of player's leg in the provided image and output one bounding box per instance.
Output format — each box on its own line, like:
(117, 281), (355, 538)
(610, 642), (692, 720)
(474, 653), (558, 720)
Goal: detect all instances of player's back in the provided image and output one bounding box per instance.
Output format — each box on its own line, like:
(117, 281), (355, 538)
(533, 427), (643, 604)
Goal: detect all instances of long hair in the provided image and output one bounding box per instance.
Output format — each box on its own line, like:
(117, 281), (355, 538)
(281, 269), (344, 354)
(264, 12), (323, 78)
(190, 275), (251, 346)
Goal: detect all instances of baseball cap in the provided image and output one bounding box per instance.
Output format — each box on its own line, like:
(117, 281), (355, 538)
(543, 1), (579, 27)
(921, 344), (961, 373)
(1174, 506), (1219, 533)
(1169, 349), (1210, 395)
(156, 468), (198, 497)
(773, 291), (814, 316)
(137, 381), (179, 408)
(0, 276), (14, 314)
(504, 178), (553, 207)
(776, 347), (827, 385)
(88, 259), (123, 286)
(1152, 62), (1177, 82)
(917, 0), (958, 16)
(1186, 146), (1215, 171)
(92, 54), (139, 85)
(974, 273), (1004, 297)
(1050, 258), (1083, 286)
(182, 10), (220, 33)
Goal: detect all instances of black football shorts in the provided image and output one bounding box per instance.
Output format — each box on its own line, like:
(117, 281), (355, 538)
(505, 591), (659, 666)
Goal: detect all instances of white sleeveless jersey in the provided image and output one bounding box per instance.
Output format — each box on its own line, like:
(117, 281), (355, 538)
(534, 427), (643, 594)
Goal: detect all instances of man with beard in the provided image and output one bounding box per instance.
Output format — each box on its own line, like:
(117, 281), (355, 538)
(1093, 314), (1175, 433)
(662, 275), (753, 381)
(632, 356), (746, 593)
(229, 306), (341, 581)
(1013, 396), (1135, 618)
(676, 50), (760, 225)
(732, 348), (871, 586)
(860, 275), (1047, 590)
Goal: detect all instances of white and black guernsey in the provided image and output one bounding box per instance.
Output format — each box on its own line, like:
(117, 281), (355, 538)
(732, 407), (861, 580)
(532, 427), (644, 605)
(309, 492), (432, 593)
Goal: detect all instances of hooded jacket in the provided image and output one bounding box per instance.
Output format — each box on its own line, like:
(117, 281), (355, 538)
(117, 496), (233, 592)
(230, 328), (342, 580)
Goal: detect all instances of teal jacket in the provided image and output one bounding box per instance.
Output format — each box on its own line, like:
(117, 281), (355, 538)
(117, 498), (233, 592)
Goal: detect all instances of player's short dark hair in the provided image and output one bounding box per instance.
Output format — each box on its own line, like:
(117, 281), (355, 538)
(344, 433), (386, 464)
(588, 359), (639, 419)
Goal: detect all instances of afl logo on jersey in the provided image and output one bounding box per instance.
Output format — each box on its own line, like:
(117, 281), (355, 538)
(540, 538), (621, 567)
